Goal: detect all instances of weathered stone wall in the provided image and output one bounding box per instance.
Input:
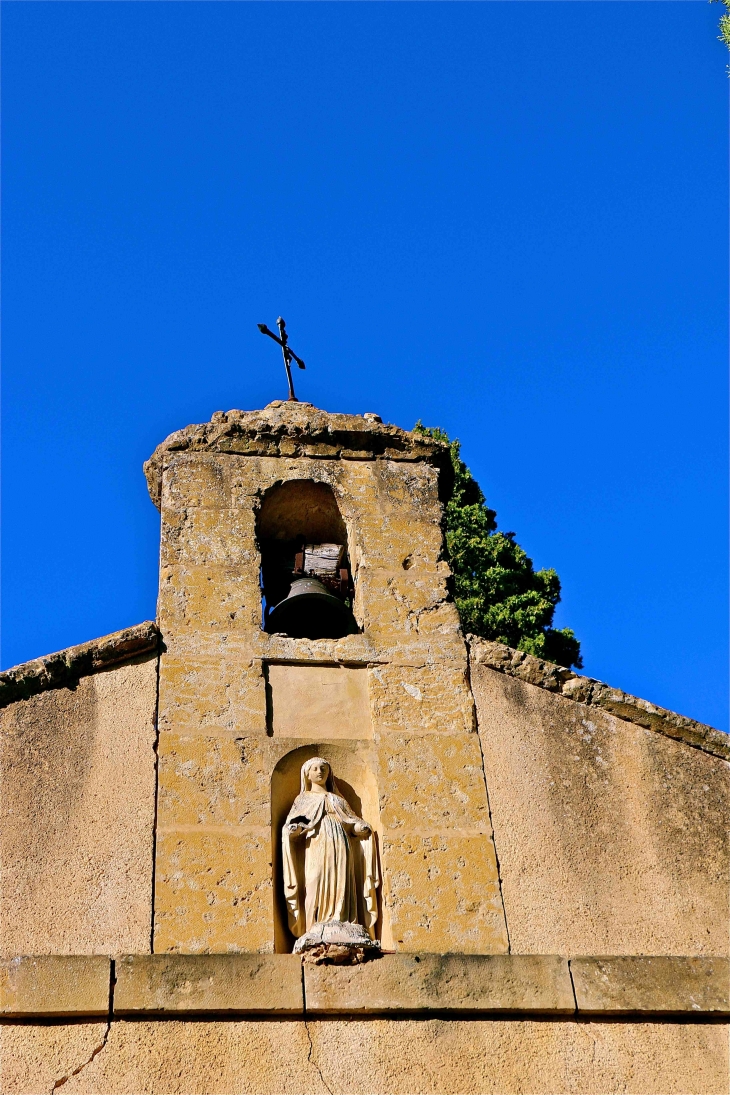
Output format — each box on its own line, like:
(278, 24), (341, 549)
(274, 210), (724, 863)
(0, 648), (158, 956)
(470, 644), (730, 956)
(3, 1017), (727, 1094)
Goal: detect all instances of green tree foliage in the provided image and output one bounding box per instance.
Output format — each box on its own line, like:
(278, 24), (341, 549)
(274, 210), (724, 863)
(414, 423), (582, 668)
(711, 0), (730, 62)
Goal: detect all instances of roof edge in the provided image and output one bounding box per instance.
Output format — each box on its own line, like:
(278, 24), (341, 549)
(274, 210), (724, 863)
(0, 622), (160, 709)
(468, 636), (729, 762)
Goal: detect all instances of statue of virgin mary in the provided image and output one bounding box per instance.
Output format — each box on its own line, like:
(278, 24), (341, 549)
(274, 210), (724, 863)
(282, 757), (379, 940)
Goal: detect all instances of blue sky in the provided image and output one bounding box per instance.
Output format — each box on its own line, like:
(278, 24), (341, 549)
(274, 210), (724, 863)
(2, 2), (727, 730)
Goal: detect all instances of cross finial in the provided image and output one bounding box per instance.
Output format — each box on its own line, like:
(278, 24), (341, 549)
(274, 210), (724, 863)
(257, 317), (306, 402)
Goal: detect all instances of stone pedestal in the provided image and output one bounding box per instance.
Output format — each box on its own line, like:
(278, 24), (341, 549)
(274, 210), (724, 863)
(293, 920), (381, 964)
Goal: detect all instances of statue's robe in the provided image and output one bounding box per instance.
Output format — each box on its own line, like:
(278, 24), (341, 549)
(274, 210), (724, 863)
(282, 790), (379, 939)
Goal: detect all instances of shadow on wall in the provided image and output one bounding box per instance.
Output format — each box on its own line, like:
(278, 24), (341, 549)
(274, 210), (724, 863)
(270, 742), (390, 953)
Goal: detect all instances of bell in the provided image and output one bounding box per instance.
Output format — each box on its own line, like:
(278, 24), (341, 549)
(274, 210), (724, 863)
(265, 577), (356, 640)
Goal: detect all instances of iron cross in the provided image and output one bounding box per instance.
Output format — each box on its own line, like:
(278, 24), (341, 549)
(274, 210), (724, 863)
(257, 317), (306, 402)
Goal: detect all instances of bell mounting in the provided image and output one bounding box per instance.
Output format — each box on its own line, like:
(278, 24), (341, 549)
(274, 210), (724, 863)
(263, 538), (355, 641)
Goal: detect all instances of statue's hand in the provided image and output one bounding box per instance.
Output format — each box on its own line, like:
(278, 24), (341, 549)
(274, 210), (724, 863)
(354, 822), (371, 837)
(288, 822), (305, 837)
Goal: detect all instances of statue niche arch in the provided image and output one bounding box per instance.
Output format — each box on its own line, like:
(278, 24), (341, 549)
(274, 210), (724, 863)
(257, 480), (357, 640)
(270, 743), (388, 954)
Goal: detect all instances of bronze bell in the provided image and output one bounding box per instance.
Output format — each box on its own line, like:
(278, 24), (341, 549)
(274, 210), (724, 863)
(265, 577), (356, 640)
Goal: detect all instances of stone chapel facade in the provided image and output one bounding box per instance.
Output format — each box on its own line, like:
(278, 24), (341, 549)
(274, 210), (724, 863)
(1, 401), (728, 1094)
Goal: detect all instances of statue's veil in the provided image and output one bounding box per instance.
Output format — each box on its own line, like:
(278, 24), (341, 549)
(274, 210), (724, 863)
(300, 757), (338, 794)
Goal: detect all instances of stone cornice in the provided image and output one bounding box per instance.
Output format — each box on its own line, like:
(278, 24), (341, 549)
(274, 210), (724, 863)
(144, 402), (451, 509)
(2, 954), (728, 1019)
(0, 622), (160, 709)
(468, 637), (729, 761)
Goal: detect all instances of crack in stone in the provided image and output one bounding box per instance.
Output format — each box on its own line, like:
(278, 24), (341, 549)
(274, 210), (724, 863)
(301, 957), (333, 1095)
(49, 1020), (111, 1094)
(567, 958), (579, 1015)
(304, 1019), (334, 1095)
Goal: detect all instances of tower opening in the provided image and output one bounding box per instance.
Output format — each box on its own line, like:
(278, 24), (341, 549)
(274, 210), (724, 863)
(257, 480), (357, 640)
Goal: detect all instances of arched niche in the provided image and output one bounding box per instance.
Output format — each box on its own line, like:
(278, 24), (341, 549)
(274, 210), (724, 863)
(270, 742), (390, 954)
(259, 480), (347, 544)
(256, 480), (357, 638)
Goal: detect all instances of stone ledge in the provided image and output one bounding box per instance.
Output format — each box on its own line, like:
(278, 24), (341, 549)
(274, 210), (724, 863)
(304, 954), (574, 1015)
(0, 622), (160, 709)
(570, 956), (730, 1016)
(2, 954), (728, 1018)
(114, 954), (303, 1015)
(0, 956), (111, 1018)
(468, 637), (729, 761)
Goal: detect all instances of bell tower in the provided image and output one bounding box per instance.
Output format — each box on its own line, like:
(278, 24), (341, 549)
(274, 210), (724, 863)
(145, 400), (509, 955)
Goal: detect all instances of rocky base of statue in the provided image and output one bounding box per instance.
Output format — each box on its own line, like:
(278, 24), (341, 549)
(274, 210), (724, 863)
(293, 920), (381, 965)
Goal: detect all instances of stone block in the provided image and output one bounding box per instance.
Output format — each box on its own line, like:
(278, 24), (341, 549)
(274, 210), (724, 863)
(357, 518), (445, 572)
(571, 956), (730, 1015)
(267, 662), (372, 739)
(368, 458), (440, 511)
(376, 733), (490, 831)
(160, 506), (258, 568)
(382, 832), (508, 953)
(405, 601), (464, 645)
(114, 954), (302, 1015)
(0, 956), (110, 1017)
(256, 630), (377, 669)
(352, 500), (445, 568)
(358, 568), (453, 641)
(228, 454), (344, 508)
(369, 663), (474, 736)
(157, 655), (267, 735)
(304, 953), (574, 1014)
(161, 453), (230, 510)
(157, 734), (274, 829)
(153, 828), (273, 953)
(227, 458), (270, 504)
(157, 564), (262, 636)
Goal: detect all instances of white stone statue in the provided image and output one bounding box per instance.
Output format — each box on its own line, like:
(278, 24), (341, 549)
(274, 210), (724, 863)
(282, 757), (379, 943)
